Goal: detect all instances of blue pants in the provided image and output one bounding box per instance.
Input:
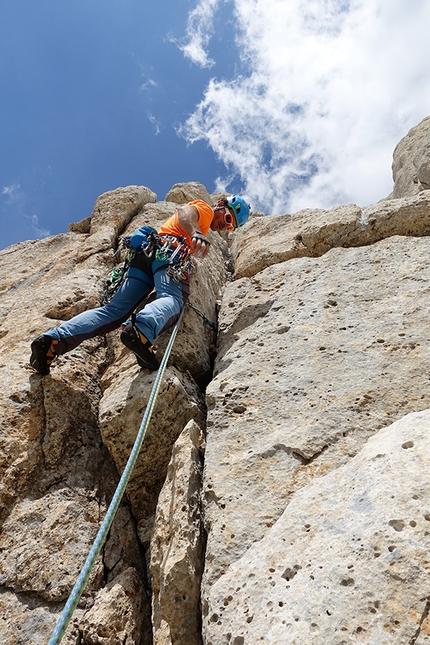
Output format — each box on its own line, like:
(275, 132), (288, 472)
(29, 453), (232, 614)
(44, 263), (189, 355)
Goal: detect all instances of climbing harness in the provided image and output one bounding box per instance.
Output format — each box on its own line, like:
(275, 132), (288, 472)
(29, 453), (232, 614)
(102, 232), (197, 304)
(102, 233), (216, 334)
(47, 309), (184, 645)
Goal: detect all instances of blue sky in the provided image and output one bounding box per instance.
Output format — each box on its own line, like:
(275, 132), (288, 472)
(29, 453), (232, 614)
(0, 0), (234, 249)
(2, 0), (430, 250)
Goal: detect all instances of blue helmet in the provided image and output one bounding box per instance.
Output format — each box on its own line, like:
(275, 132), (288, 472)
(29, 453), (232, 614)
(226, 195), (250, 228)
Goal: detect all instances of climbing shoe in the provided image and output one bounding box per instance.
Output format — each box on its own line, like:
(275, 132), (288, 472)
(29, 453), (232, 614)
(120, 323), (160, 371)
(30, 335), (59, 376)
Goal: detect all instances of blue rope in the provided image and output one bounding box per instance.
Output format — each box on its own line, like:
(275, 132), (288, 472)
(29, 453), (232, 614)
(48, 309), (184, 644)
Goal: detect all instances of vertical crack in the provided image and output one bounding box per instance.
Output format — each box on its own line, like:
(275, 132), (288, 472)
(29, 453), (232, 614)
(409, 597), (430, 645)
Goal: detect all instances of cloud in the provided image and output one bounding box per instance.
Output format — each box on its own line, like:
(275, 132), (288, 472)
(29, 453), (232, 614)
(2, 183), (22, 201)
(1, 184), (50, 241)
(139, 77), (157, 93)
(180, 0), (430, 214)
(148, 113), (161, 135)
(177, 0), (224, 68)
(28, 214), (50, 239)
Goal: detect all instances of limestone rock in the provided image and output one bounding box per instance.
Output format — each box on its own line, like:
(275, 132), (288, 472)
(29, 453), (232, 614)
(232, 192), (430, 279)
(81, 567), (150, 645)
(165, 181), (212, 205)
(69, 216), (91, 234)
(0, 490), (104, 601)
(0, 229), (115, 523)
(0, 185), (217, 643)
(150, 419), (205, 645)
(391, 116), (430, 198)
(0, 589), (84, 644)
(202, 234), (430, 587)
(90, 185), (157, 235)
(4, 127), (430, 644)
(203, 409), (430, 644)
(72, 186), (155, 262)
(99, 364), (205, 533)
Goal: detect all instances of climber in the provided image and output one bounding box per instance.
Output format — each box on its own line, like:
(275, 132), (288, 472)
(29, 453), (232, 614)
(29, 195), (250, 375)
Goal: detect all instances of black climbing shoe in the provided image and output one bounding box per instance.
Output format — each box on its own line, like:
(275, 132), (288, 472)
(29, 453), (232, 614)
(30, 335), (58, 376)
(120, 323), (160, 371)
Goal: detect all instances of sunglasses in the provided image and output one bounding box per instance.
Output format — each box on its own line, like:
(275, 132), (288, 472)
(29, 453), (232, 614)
(223, 207), (235, 231)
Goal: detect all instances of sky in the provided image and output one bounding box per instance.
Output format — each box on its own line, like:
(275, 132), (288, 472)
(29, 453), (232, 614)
(1, 0), (430, 250)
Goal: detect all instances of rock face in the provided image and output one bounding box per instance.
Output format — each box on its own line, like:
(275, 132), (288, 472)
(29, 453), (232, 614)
(204, 409), (430, 644)
(390, 115), (430, 198)
(165, 182), (212, 206)
(150, 419), (205, 645)
(202, 233), (430, 590)
(1, 118), (430, 645)
(0, 185), (225, 644)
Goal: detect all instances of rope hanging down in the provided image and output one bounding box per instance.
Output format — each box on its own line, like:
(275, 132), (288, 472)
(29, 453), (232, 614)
(48, 309), (184, 645)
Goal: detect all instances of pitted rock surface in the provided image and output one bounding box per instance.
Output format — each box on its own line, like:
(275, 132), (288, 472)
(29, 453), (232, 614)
(1, 137), (430, 645)
(0, 183), (224, 644)
(202, 410), (430, 644)
(202, 234), (430, 588)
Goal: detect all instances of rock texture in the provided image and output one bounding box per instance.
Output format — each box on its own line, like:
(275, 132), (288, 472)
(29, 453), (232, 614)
(232, 193), (430, 279)
(391, 115), (430, 198)
(165, 182), (212, 206)
(2, 118), (430, 645)
(202, 234), (430, 590)
(150, 419), (205, 645)
(0, 184), (226, 644)
(204, 409), (430, 644)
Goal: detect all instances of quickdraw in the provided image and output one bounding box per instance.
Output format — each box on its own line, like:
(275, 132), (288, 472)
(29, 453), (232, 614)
(101, 234), (217, 331)
(101, 245), (136, 305)
(187, 302), (218, 333)
(102, 232), (197, 304)
(156, 234), (197, 284)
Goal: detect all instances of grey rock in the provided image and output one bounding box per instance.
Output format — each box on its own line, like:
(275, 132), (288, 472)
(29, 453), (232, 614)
(0, 184), (219, 643)
(3, 123), (430, 645)
(150, 419), (205, 645)
(68, 216), (91, 234)
(99, 364), (205, 530)
(90, 185), (157, 235)
(81, 567), (151, 645)
(203, 234), (430, 588)
(391, 116), (430, 198)
(203, 409), (430, 644)
(232, 192), (430, 279)
(165, 181), (212, 205)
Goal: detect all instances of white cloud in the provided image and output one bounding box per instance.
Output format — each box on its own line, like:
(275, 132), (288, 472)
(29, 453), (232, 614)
(180, 0), (430, 214)
(177, 0), (224, 68)
(148, 113), (161, 135)
(2, 184), (50, 240)
(28, 214), (50, 239)
(139, 77), (157, 93)
(2, 183), (21, 200)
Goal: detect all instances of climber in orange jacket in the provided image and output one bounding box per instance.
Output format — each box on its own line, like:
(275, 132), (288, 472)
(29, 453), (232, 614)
(30, 195), (250, 375)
